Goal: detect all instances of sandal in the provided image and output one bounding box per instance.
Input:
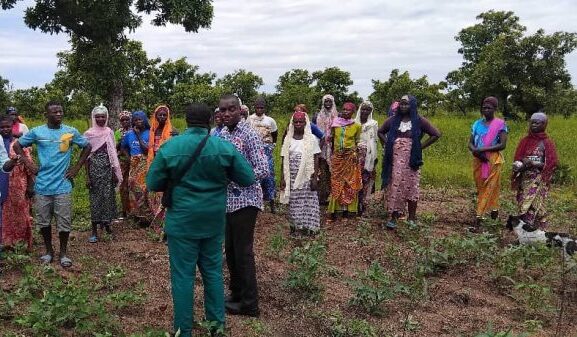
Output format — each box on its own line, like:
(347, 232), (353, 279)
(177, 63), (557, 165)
(60, 256), (72, 268)
(385, 221), (397, 230)
(407, 220), (418, 229)
(88, 236), (98, 243)
(40, 254), (53, 264)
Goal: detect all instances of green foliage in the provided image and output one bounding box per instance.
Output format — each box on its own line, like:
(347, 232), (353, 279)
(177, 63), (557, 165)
(370, 69), (447, 115)
(323, 312), (378, 337)
(1, 262), (146, 336)
(216, 69), (264, 108)
(493, 243), (557, 281)
(286, 238), (327, 300)
(14, 270), (119, 335)
(243, 318), (271, 337)
(511, 278), (555, 319)
(413, 233), (498, 276)
(312, 67), (357, 106)
(449, 10), (577, 116)
(348, 261), (401, 315)
(265, 224), (288, 260)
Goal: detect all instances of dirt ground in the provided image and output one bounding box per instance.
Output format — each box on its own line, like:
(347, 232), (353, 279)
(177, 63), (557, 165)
(1, 187), (576, 336)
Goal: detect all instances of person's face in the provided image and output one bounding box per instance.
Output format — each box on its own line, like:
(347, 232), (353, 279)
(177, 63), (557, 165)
(530, 119), (546, 133)
(46, 105), (63, 125)
(8, 111), (17, 121)
(133, 116), (144, 129)
(219, 98), (241, 127)
(481, 104), (495, 120)
(341, 106), (354, 119)
(0, 120), (11, 137)
(156, 109), (168, 124)
(293, 116), (306, 133)
(399, 100), (410, 115)
(214, 112), (223, 126)
(94, 113), (107, 127)
(323, 98), (333, 109)
(240, 106), (249, 119)
(120, 116), (131, 129)
(254, 103), (265, 116)
(360, 105), (372, 121)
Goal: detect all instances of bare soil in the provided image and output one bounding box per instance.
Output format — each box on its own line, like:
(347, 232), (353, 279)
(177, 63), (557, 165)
(2, 187), (576, 336)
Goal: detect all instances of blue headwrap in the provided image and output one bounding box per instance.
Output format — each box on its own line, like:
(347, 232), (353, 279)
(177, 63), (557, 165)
(381, 95), (423, 187)
(132, 110), (150, 130)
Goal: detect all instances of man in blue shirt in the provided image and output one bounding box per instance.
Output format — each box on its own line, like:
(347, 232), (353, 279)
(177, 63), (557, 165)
(14, 101), (91, 268)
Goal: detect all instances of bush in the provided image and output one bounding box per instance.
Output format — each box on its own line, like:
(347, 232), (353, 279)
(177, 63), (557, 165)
(286, 238), (327, 300)
(349, 261), (401, 315)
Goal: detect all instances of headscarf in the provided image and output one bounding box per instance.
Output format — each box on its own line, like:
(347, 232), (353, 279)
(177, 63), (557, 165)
(132, 110), (151, 130)
(381, 95), (423, 187)
(84, 104), (123, 185)
(513, 112), (558, 187)
(279, 111), (317, 204)
(119, 110), (131, 122)
(147, 105), (173, 165)
(354, 101), (379, 171)
(7, 107), (25, 137)
(331, 102), (356, 127)
(387, 101), (399, 117)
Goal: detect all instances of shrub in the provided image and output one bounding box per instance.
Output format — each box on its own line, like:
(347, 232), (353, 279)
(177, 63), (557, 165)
(286, 238), (327, 300)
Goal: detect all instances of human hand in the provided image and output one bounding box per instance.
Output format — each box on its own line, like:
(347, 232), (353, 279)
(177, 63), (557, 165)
(25, 187), (35, 199)
(65, 166), (80, 180)
(310, 177), (319, 191)
(280, 180), (286, 191)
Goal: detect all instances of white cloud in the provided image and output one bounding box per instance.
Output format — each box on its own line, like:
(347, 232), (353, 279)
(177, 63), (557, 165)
(0, 0), (576, 98)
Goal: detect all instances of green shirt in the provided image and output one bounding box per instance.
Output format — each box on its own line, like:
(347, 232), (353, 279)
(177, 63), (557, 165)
(146, 127), (256, 239)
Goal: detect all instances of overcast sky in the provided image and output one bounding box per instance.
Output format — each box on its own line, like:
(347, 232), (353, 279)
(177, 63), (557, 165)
(1, 0), (576, 99)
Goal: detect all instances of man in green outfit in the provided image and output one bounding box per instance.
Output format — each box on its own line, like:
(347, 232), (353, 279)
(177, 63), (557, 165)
(147, 103), (256, 337)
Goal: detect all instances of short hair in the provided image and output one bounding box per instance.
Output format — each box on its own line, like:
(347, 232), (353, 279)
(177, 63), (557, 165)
(45, 100), (62, 112)
(219, 94), (240, 107)
(185, 103), (211, 126)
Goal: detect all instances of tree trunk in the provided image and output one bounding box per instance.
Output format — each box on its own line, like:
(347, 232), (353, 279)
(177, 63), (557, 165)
(501, 93), (510, 118)
(108, 80), (123, 130)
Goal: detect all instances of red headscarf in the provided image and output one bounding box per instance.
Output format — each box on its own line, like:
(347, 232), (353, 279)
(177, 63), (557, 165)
(513, 130), (558, 187)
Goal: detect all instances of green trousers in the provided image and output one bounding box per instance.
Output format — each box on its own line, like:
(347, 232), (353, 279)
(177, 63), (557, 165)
(167, 234), (225, 337)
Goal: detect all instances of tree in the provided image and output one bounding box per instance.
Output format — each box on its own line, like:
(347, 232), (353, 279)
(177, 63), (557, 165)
(0, 76), (10, 109)
(312, 67), (354, 106)
(1, 0), (214, 125)
(449, 10), (577, 117)
(369, 69), (446, 115)
(272, 69), (318, 114)
(216, 69), (264, 108)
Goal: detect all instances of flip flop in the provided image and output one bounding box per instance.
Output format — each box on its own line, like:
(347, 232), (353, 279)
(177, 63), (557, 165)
(88, 236), (98, 243)
(385, 221), (397, 230)
(40, 254), (53, 264)
(60, 256), (72, 268)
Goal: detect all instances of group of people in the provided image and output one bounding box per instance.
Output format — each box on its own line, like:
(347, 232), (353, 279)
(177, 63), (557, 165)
(0, 93), (560, 337)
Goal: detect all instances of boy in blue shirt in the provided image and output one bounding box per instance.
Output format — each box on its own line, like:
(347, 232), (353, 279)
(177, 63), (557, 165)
(14, 101), (92, 268)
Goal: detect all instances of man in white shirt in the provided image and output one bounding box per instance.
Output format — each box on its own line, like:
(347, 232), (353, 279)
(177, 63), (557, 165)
(246, 96), (278, 213)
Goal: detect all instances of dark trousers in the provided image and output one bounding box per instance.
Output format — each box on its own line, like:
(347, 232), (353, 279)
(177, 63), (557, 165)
(225, 206), (259, 310)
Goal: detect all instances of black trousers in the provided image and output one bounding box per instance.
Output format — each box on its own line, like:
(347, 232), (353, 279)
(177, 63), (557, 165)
(225, 206), (259, 310)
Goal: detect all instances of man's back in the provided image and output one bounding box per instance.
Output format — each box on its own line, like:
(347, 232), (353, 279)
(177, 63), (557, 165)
(146, 127), (255, 239)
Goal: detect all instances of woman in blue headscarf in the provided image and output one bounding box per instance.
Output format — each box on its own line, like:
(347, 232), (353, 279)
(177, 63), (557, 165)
(120, 111), (153, 226)
(378, 95), (441, 229)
